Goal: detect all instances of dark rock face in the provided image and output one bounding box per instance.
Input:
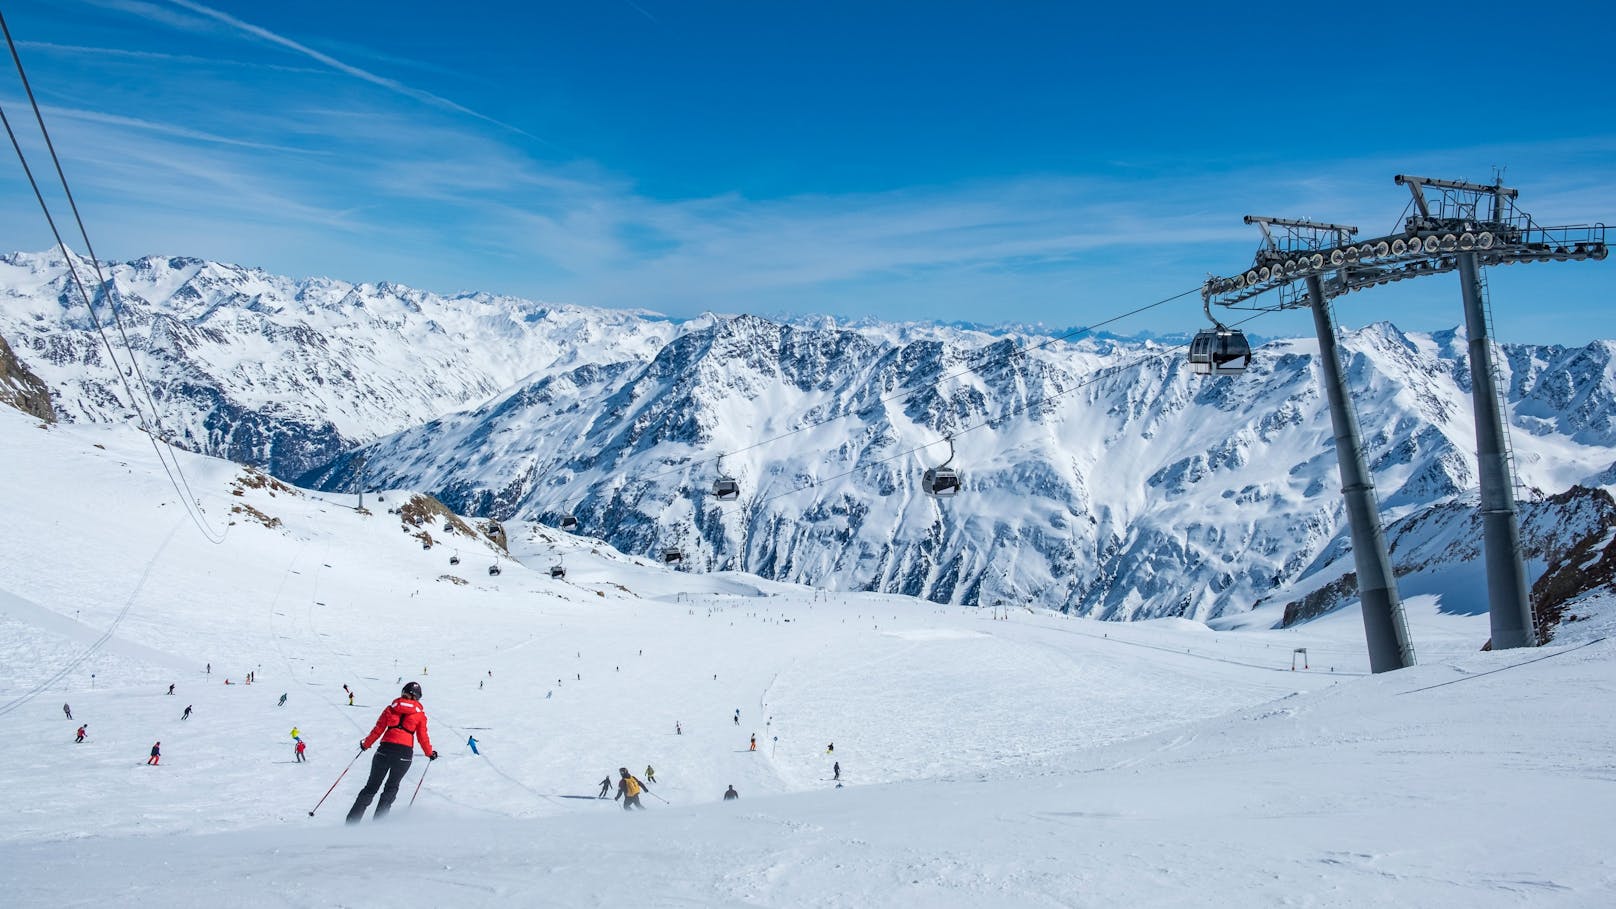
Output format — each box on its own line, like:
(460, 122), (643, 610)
(0, 331), (54, 422)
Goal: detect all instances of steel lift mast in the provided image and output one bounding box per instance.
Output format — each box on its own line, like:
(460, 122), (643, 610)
(1202, 176), (1606, 666)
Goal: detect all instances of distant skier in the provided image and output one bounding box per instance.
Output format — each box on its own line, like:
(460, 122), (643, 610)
(826, 742), (834, 754)
(614, 768), (646, 810)
(733, 709), (740, 726)
(598, 776), (611, 798)
(478, 680), (483, 690)
(749, 734), (757, 752)
(147, 742), (161, 765)
(645, 765), (657, 784)
(295, 739), (307, 763)
(167, 683), (175, 695)
(467, 735), (480, 755)
(206, 663), (211, 676)
(348, 692), (355, 706)
(290, 726), (300, 741)
(181, 705), (192, 721)
(675, 721), (682, 735)
(346, 681), (436, 824)
(833, 761), (841, 781)
(62, 703), (71, 720)
(723, 785), (739, 801)
(74, 725), (86, 743)
(278, 693), (288, 707)
(546, 690), (552, 699)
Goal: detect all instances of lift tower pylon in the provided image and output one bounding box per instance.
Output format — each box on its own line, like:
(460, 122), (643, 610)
(1305, 272), (1416, 672)
(1204, 175), (1607, 656)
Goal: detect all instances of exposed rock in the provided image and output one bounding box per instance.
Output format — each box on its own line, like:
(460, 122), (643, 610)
(0, 331), (54, 422)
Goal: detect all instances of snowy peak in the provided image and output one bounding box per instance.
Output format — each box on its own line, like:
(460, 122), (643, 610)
(5, 251), (1615, 624)
(0, 250), (678, 478)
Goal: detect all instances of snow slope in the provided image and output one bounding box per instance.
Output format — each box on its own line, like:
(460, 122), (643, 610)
(3, 408), (1614, 906)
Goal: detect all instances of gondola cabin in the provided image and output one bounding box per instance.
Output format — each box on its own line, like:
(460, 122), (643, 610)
(449, 555), (460, 566)
(560, 514), (579, 531)
(1188, 328), (1252, 376)
(488, 564), (502, 576)
(661, 547), (684, 564)
(549, 564), (566, 579)
(922, 466), (961, 497)
(712, 476), (740, 501)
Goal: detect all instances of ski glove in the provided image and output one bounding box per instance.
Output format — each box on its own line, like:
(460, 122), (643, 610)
(429, 751), (439, 761)
(359, 742), (369, 752)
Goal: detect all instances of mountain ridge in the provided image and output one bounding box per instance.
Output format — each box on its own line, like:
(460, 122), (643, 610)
(4, 249), (1613, 624)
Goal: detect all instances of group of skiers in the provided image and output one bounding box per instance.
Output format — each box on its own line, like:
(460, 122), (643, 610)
(65, 661), (844, 822)
(63, 670), (310, 766)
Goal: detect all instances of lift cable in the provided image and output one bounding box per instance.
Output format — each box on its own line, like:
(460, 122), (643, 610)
(639, 284), (1204, 489)
(750, 309), (1272, 507)
(0, 11), (226, 544)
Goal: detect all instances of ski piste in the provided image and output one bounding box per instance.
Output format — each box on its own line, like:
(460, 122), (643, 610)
(3, 408), (1615, 906)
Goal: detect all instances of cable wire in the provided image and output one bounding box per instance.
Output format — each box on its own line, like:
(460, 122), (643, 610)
(638, 284), (1204, 489)
(750, 310), (1271, 507)
(0, 9), (225, 544)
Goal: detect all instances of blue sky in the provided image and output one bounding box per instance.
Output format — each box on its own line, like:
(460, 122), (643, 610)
(1, 0), (1612, 344)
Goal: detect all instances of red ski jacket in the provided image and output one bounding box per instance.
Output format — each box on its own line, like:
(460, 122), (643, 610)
(362, 697), (433, 755)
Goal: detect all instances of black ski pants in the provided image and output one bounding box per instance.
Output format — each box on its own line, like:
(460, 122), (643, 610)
(346, 743), (413, 823)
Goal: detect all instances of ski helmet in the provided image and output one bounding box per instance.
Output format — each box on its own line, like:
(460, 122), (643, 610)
(402, 681), (423, 699)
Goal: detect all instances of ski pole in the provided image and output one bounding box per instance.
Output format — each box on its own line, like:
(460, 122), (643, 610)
(645, 788), (669, 804)
(409, 758), (433, 808)
(309, 749), (364, 817)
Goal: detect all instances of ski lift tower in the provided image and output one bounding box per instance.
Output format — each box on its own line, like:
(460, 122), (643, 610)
(1204, 175), (1607, 659)
(1204, 214), (1416, 673)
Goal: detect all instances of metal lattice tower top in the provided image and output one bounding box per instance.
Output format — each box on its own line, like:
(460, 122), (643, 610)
(1204, 175), (1607, 311)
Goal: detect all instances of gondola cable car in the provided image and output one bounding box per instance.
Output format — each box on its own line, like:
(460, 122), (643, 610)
(922, 436), (961, 498)
(549, 561), (566, 579)
(1188, 315), (1252, 376)
(660, 546), (684, 564)
(488, 563), (502, 576)
(711, 454), (740, 502)
(560, 513), (579, 531)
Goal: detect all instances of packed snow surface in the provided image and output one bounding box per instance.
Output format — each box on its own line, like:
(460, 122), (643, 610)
(2, 411), (1613, 907)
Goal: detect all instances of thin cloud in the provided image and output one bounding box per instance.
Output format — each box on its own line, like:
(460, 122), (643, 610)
(16, 39), (326, 75)
(37, 103), (326, 154)
(159, 0), (545, 143)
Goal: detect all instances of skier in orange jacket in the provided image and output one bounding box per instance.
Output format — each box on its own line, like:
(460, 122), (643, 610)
(346, 681), (436, 823)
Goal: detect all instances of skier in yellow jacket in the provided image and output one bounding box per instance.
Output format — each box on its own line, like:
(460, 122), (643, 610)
(614, 767), (647, 810)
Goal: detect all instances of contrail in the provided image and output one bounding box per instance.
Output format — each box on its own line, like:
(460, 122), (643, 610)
(162, 0), (545, 143)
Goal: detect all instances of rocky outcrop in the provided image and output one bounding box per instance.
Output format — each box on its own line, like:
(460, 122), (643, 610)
(0, 331), (53, 422)
(1530, 486), (1616, 641)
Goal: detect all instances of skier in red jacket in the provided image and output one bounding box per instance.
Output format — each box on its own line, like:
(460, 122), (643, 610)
(345, 681), (436, 823)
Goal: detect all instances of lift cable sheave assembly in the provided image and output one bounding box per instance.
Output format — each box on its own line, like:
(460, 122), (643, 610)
(1200, 174), (1606, 670)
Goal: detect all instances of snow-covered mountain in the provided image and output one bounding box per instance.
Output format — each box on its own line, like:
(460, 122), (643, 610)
(0, 249), (674, 478)
(5, 250), (1614, 623)
(303, 316), (1616, 623)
